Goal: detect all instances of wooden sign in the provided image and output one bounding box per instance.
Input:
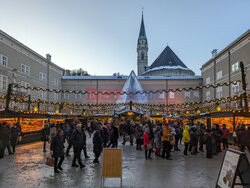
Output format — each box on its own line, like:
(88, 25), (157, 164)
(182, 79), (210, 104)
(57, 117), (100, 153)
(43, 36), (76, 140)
(102, 148), (122, 178)
(216, 148), (250, 188)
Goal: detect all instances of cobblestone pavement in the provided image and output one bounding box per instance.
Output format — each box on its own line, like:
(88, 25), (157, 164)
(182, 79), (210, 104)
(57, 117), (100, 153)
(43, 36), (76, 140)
(0, 137), (245, 188)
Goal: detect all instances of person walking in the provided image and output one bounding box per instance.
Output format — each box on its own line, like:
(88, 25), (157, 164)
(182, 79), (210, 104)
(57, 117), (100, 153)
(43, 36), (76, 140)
(143, 128), (152, 160)
(41, 123), (50, 152)
(221, 124), (230, 150)
(107, 124), (119, 148)
(135, 124), (143, 150)
(81, 126), (90, 159)
(93, 130), (103, 163)
(10, 123), (21, 153)
(51, 129), (65, 173)
(71, 124), (85, 168)
(161, 123), (172, 160)
(65, 124), (74, 156)
(182, 124), (190, 157)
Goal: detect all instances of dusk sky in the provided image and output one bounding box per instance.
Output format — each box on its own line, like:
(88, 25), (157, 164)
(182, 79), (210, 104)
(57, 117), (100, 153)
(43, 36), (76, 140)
(0, 0), (249, 76)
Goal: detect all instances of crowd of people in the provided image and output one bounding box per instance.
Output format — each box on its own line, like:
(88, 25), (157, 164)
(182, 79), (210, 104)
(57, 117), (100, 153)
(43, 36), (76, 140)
(0, 119), (250, 174)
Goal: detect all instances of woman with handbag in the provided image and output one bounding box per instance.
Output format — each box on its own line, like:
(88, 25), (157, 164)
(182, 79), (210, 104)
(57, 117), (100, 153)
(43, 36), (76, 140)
(51, 129), (65, 173)
(143, 128), (152, 160)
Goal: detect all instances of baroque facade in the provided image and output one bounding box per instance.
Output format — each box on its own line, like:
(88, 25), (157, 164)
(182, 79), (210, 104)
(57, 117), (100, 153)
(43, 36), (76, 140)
(0, 23), (249, 113)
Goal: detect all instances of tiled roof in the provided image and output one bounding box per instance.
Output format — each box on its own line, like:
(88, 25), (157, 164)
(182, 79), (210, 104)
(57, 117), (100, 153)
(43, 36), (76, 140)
(150, 46), (188, 69)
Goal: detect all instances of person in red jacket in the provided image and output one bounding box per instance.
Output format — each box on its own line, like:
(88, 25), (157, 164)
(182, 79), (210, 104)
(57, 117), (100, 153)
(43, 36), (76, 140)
(143, 128), (152, 160)
(221, 124), (230, 150)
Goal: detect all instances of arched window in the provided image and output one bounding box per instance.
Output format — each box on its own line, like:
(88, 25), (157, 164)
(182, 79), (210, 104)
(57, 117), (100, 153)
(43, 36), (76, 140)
(141, 51), (144, 60)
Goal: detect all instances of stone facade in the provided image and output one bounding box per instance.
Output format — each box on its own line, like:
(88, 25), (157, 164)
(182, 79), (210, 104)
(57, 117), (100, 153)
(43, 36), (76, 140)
(201, 29), (250, 108)
(0, 30), (63, 110)
(0, 28), (249, 113)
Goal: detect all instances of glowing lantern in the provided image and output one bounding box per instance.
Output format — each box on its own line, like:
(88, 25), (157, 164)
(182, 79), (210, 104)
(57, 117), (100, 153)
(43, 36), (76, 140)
(128, 111), (134, 116)
(217, 106), (221, 112)
(34, 107), (38, 112)
(197, 110), (201, 114)
(55, 109), (59, 113)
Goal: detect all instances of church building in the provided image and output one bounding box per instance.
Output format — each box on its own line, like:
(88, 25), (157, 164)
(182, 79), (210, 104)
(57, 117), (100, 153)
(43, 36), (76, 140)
(137, 13), (195, 77)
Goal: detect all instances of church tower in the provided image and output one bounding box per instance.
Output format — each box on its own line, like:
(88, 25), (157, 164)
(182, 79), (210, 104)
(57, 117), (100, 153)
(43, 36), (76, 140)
(137, 12), (148, 76)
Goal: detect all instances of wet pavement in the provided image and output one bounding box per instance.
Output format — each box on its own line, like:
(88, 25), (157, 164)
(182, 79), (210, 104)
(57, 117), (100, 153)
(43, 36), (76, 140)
(0, 137), (246, 188)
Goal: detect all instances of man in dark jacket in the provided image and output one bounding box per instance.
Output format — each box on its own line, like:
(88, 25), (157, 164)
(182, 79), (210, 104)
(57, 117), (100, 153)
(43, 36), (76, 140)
(122, 121), (131, 145)
(93, 130), (103, 163)
(81, 126), (90, 158)
(205, 129), (213, 158)
(71, 124), (85, 168)
(190, 126), (198, 155)
(10, 123), (21, 153)
(65, 124), (74, 156)
(0, 122), (12, 158)
(51, 129), (65, 173)
(100, 125), (109, 148)
(107, 124), (119, 148)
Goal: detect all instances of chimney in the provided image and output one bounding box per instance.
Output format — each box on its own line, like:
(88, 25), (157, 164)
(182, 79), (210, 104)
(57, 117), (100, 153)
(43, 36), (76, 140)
(211, 49), (217, 58)
(46, 54), (51, 62)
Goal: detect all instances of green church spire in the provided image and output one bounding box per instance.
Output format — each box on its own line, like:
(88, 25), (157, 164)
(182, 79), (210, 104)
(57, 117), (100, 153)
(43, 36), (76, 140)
(139, 11), (146, 39)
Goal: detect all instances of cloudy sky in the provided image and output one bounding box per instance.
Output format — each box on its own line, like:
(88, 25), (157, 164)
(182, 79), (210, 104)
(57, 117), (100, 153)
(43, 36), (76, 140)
(0, 0), (249, 75)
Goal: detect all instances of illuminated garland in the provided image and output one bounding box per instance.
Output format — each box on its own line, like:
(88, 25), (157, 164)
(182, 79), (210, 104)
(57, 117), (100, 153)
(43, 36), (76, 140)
(11, 80), (241, 95)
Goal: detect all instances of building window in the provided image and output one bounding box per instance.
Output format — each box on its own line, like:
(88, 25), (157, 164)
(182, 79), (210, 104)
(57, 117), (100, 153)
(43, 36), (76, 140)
(216, 70), (222, 80)
(216, 86), (223, 98)
(169, 91), (174, 99)
(232, 62), (239, 72)
(39, 72), (46, 81)
(205, 77), (210, 85)
(206, 91), (210, 101)
(232, 82), (240, 95)
(21, 64), (30, 75)
(194, 91), (199, 98)
(184, 91), (190, 98)
(75, 93), (81, 99)
(1, 55), (8, 67)
(53, 79), (58, 87)
(0, 74), (8, 91)
(141, 51), (144, 60)
(39, 90), (46, 99)
(20, 81), (30, 95)
(62, 93), (69, 99)
(53, 93), (58, 101)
